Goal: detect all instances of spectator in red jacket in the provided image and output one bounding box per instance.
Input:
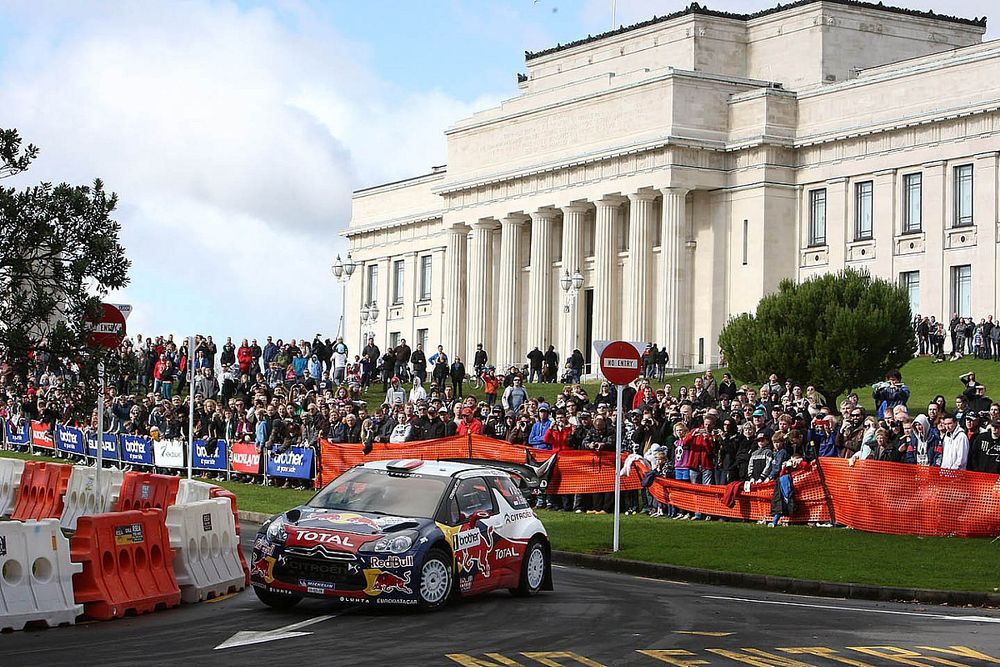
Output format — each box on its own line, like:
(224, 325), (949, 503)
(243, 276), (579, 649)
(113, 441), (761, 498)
(456, 407), (482, 436)
(237, 340), (253, 375)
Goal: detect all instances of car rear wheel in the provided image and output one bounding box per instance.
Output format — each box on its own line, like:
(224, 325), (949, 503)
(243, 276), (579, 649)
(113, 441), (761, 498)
(417, 549), (453, 610)
(253, 586), (302, 610)
(511, 538), (547, 597)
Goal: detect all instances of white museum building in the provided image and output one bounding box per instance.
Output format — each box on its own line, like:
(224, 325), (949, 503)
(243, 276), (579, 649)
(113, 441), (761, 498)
(343, 0), (999, 373)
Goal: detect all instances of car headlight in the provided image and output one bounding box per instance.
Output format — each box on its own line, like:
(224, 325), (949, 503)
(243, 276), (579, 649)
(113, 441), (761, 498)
(265, 515), (288, 543)
(366, 533), (414, 554)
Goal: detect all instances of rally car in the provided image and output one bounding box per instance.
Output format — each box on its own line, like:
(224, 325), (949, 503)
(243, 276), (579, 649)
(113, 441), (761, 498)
(250, 459), (553, 610)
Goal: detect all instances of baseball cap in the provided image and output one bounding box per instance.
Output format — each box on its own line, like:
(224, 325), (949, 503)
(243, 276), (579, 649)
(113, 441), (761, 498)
(461, 407), (474, 416)
(756, 432), (770, 441)
(752, 407), (766, 417)
(438, 406), (449, 413)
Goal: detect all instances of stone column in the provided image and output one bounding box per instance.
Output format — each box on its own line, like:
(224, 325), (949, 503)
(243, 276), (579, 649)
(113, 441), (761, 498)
(593, 196), (624, 344)
(658, 188), (689, 369)
(625, 192), (656, 341)
(466, 219), (496, 365)
(527, 209), (556, 351)
(496, 214), (527, 369)
(443, 223), (469, 359)
(559, 204), (587, 360)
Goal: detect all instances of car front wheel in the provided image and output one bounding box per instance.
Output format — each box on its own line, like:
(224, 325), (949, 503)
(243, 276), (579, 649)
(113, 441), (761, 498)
(417, 549), (453, 610)
(511, 538), (547, 597)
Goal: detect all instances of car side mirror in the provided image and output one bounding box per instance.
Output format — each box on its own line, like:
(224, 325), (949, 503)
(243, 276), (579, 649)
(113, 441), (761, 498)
(469, 510), (490, 525)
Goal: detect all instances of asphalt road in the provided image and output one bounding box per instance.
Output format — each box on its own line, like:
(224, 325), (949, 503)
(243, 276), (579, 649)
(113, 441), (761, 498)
(3, 521), (1000, 666)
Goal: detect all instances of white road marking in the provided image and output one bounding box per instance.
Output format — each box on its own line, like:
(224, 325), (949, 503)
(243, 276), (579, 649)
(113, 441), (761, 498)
(214, 612), (344, 650)
(702, 595), (1000, 624)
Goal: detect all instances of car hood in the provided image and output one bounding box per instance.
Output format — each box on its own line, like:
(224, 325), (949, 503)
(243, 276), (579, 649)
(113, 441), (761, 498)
(282, 506), (426, 536)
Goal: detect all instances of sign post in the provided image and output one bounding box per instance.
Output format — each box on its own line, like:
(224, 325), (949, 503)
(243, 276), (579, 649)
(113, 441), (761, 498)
(188, 335), (196, 480)
(86, 303), (127, 495)
(597, 340), (643, 553)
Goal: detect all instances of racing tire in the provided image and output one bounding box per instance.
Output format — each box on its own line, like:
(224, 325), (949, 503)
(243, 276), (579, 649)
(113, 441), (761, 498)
(253, 586), (302, 610)
(417, 549), (453, 611)
(510, 539), (547, 597)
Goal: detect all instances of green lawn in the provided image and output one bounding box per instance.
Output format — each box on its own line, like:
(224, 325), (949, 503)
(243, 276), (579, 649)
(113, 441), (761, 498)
(535, 510), (999, 593)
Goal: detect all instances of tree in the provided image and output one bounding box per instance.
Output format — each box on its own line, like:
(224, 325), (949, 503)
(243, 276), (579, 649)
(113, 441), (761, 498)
(0, 128), (130, 413)
(718, 269), (916, 407)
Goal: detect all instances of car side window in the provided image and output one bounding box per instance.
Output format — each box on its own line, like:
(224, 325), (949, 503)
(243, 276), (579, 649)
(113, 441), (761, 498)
(488, 476), (530, 510)
(453, 477), (495, 523)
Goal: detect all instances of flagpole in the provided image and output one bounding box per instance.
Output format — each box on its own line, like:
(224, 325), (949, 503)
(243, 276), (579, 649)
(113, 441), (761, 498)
(188, 335), (195, 480)
(611, 0), (617, 30)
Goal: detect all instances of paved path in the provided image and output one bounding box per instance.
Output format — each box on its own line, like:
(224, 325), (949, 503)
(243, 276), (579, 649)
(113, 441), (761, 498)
(3, 522), (999, 666)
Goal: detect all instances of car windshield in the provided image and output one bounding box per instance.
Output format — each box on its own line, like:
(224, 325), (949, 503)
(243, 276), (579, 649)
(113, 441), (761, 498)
(308, 468), (449, 519)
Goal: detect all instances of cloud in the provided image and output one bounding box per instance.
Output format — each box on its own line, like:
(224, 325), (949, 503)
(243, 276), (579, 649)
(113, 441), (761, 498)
(0, 0), (495, 341)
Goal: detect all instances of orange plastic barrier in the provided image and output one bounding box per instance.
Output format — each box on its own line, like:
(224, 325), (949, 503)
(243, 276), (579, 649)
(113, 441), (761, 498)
(70, 508), (181, 620)
(646, 464), (833, 524)
(10, 461), (72, 521)
(209, 486), (251, 586)
(114, 472), (179, 512)
(818, 457), (1000, 538)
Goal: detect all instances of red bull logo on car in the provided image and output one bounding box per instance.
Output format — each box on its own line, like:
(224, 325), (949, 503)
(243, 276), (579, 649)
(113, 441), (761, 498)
(309, 512), (381, 531)
(363, 569), (412, 595)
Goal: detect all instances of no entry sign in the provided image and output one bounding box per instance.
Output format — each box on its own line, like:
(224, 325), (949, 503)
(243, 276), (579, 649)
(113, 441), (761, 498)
(87, 303), (127, 349)
(599, 340), (642, 386)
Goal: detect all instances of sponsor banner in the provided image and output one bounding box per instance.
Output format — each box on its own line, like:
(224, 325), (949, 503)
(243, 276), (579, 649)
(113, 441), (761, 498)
(193, 439), (228, 471)
(3, 420), (30, 447)
(30, 420), (54, 450)
(153, 438), (185, 469)
(230, 441), (261, 474)
(55, 424), (86, 456)
(86, 432), (120, 461)
(266, 446), (314, 480)
(120, 434), (155, 467)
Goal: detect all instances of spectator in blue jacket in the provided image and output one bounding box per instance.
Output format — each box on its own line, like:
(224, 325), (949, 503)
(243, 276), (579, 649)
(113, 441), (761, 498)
(902, 413), (941, 466)
(528, 406), (553, 448)
(807, 413), (840, 459)
(872, 369), (910, 421)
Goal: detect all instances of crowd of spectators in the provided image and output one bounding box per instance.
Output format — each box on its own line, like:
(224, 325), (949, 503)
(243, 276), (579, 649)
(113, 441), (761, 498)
(3, 328), (1000, 514)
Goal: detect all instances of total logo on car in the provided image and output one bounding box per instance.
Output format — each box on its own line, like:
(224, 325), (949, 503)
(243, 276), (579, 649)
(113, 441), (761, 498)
(250, 459), (553, 610)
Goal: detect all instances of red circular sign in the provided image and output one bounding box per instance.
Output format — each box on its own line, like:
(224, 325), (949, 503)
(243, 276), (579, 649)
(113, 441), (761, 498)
(599, 341), (642, 385)
(87, 303), (127, 349)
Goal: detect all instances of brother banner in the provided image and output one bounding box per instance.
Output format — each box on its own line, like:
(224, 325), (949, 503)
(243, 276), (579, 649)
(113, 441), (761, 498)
(153, 439), (185, 469)
(120, 435), (155, 467)
(86, 432), (120, 461)
(55, 424), (86, 456)
(266, 446), (314, 480)
(3, 421), (30, 447)
(229, 441), (261, 475)
(193, 439), (228, 472)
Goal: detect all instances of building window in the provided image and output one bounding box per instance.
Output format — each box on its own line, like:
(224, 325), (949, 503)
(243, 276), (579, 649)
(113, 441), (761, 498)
(619, 215), (630, 252)
(808, 189), (826, 246)
(903, 173), (922, 233)
(389, 332), (401, 349)
(584, 213), (596, 257)
(951, 265), (971, 317)
(899, 271), (919, 315)
(365, 264), (378, 305)
(419, 255), (432, 301)
(954, 164), (973, 227)
(855, 181), (873, 240)
(417, 328), (429, 352)
(392, 259), (405, 305)
(741, 219), (749, 266)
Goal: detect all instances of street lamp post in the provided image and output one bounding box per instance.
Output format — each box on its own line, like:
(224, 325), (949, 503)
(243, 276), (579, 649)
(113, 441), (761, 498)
(331, 253), (357, 341)
(560, 268), (584, 375)
(360, 300), (380, 344)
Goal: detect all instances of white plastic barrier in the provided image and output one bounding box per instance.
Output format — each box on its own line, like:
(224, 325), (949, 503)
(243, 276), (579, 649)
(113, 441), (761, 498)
(59, 466), (125, 531)
(0, 458), (26, 517)
(0, 519), (83, 631)
(165, 498), (246, 603)
(175, 478), (216, 506)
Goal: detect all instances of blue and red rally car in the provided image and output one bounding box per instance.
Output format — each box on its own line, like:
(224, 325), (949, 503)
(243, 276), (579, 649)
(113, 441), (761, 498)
(250, 459), (553, 610)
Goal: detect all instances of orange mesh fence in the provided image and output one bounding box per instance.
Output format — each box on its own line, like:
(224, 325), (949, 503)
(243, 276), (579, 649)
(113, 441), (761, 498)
(318, 435), (642, 493)
(647, 465), (832, 524)
(818, 457), (1000, 538)
(319, 437), (1000, 537)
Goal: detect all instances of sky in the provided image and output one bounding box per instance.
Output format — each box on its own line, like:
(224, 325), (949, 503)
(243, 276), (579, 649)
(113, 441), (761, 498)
(1, 0), (996, 345)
